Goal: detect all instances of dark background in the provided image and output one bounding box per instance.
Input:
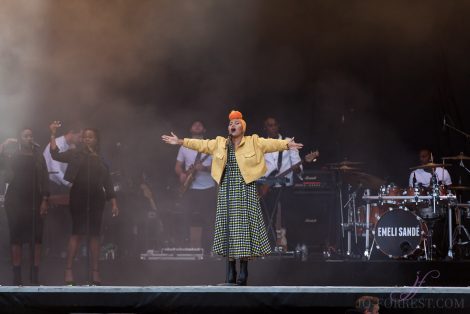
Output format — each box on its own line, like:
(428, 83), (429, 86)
(1, 0), (470, 195)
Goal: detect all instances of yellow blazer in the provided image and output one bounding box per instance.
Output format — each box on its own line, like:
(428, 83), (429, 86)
(183, 135), (289, 184)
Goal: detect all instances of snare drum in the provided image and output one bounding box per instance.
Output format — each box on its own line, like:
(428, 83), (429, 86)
(373, 207), (427, 258)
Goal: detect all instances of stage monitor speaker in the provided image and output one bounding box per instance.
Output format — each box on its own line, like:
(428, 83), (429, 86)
(283, 190), (338, 253)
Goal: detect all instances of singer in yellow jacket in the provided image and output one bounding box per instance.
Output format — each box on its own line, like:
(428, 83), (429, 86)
(162, 110), (303, 285)
(183, 134), (289, 185)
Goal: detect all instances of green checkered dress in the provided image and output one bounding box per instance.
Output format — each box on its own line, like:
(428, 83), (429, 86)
(213, 142), (271, 259)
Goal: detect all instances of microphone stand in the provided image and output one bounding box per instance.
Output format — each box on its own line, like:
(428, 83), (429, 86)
(219, 137), (236, 286)
(444, 120), (470, 140)
(459, 160), (470, 175)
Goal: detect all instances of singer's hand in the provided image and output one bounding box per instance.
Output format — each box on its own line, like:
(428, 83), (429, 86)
(287, 137), (303, 151)
(49, 121), (62, 135)
(162, 132), (182, 145)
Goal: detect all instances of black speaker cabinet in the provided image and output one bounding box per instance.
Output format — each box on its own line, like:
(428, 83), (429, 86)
(284, 190), (338, 253)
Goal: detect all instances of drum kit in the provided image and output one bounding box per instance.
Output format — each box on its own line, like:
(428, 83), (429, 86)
(330, 153), (470, 261)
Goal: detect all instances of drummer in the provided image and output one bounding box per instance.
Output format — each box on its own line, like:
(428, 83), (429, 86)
(409, 148), (452, 187)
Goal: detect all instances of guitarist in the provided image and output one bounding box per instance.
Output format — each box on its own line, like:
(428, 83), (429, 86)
(174, 120), (216, 254)
(261, 117), (303, 251)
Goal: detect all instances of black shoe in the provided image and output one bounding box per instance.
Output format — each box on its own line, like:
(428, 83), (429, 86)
(12, 266), (22, 286)
(236, 260), (248, 286)
(31, 266), (39, 285)
(226, 260), (237, 284)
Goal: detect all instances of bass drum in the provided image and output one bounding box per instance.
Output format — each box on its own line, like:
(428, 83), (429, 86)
(373, 207), (427, 258)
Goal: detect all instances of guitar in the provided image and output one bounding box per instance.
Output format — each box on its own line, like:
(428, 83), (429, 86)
(178, 154), (210, 197)
(258, 150), (319, 198)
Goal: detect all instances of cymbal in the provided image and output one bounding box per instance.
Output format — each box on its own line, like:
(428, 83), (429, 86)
(330, 165), (360, 171)
(326, 160), (364, 167)
(410, 162), (451, 170)
(449, 185), (470, 191)
(443, 152), (470, 161)
(340, 171), (386, 189)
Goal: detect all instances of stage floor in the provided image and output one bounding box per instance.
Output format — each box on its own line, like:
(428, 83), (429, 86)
(3, 257), (470, 286)
(0, 285), (469, 313)
(2, 257), (470, 284)
(1, 257), (470, 313)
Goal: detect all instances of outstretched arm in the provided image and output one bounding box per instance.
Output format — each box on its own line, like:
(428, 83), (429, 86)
(257, 136), (303, 153)
(162, 132), (184, 146)
(162, 132), (217, 155)
(287, 137), (304, 151)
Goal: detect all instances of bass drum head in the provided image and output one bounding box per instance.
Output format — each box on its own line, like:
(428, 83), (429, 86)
(373, 207), (426, 258)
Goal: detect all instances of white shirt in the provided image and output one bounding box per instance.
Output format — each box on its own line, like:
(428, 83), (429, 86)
(176, 146), (215, 190)
(263, 134), (302, 187)
(409, 167), (452, 187)
(43, 136), (72, 187)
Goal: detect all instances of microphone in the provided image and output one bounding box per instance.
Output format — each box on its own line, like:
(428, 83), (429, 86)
(443, 116), (446, 131)
(225, 134), (231, 150)
(31, 141), (41, 148)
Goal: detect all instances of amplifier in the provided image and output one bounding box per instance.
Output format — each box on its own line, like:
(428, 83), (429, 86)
(284, 191), (339, 254)
(294, 170), (335, 193)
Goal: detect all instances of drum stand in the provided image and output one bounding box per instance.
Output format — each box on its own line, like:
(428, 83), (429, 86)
(452, 160), (470, 256)
(430, 170), (454, 260)
(342, 185), (360, 258)
(447, 205), (454, 259)
(453, 223), (470, 245)
(453, 203), (470, 255)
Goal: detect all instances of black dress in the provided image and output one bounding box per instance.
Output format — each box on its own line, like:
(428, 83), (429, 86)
(3, 152), (49, 245)
(50, 147), (115, 236)
(70, 154), (107, 235)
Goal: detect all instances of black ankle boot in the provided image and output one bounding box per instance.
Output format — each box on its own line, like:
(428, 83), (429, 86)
(236, 260), (248, 286)
(227, 260), (237, 284)
(31, 266), (39, 285)
(12, 266), (22, 286)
